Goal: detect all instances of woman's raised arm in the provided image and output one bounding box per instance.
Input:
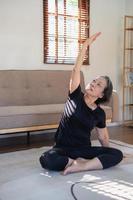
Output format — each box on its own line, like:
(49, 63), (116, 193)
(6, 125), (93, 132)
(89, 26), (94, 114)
(69, 32), (101, 93)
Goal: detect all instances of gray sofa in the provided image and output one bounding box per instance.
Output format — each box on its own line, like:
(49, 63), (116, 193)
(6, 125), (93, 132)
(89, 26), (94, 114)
(0, 70), (119, 132)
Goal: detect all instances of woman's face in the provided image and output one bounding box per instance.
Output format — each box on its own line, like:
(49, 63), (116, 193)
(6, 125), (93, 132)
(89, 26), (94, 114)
(85, 76), (107, 99)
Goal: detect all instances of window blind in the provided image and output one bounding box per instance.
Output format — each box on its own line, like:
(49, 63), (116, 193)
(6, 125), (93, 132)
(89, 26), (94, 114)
(43, 0), (90, 64)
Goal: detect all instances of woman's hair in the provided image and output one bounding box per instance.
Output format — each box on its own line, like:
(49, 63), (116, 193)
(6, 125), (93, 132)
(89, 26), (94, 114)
(95, 76), (113, 105)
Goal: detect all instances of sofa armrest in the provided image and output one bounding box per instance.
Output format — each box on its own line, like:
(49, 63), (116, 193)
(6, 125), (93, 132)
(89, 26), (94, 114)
(111, 90), (119, 122)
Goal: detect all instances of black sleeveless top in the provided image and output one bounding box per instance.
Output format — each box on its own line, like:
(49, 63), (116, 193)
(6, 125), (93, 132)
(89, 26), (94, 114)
(55, 85), (106, 148)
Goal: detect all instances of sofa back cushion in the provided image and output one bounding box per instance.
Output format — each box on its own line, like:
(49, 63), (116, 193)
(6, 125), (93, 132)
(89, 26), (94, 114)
(0, 70), (85, 106)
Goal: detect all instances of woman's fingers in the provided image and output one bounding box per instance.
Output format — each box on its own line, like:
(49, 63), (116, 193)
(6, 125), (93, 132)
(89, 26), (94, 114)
(89, 32), (101, 40)
(84, 32), (101, 46)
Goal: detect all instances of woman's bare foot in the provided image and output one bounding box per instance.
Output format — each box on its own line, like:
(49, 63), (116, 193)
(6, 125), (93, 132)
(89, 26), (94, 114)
(62, 157), (103, 175)
(63, 158), (88, 175)
(60, 158), (74, 175)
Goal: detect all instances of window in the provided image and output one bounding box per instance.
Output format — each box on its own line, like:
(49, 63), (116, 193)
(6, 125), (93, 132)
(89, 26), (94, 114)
(43, 0), (90, 64)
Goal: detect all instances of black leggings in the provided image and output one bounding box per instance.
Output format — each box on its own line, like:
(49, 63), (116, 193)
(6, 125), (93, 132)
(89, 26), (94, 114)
(39, 146), (123, 171)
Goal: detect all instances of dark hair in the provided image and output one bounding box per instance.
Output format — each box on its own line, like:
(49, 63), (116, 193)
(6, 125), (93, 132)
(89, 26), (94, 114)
(95, 76), (113, 105)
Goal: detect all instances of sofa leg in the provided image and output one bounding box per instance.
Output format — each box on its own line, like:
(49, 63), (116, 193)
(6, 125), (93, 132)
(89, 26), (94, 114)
(27, 131), (30, 145)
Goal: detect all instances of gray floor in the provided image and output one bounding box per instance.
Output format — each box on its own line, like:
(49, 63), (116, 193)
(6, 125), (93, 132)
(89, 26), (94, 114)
(0, 140), (133, 200)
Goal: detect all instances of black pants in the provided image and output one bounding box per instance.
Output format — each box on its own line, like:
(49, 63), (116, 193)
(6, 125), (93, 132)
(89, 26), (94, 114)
(39, 146), (123, 171)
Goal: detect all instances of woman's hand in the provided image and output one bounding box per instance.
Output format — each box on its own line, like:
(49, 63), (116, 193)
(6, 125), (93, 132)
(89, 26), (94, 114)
(74, 32), (101, 67)
(82, 32), (101, 50)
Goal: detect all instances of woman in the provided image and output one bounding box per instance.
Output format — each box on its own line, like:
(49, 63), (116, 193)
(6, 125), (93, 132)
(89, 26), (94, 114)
(40, 32), (123, 175)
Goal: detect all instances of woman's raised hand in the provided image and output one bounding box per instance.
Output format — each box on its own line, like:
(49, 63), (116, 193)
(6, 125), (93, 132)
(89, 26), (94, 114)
(83, 32), (101, 49)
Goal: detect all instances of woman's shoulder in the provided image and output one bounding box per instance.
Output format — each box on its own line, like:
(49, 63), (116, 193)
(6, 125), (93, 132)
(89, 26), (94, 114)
(96, 105), (106, 116)
(69, 84), (83, 99)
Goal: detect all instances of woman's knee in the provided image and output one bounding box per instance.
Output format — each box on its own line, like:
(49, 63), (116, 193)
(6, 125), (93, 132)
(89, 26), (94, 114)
(39, 151), (48, 169)
(98, 148), (123, 169)
(39, 149), (68, 171)
(115, 149), (123, 163)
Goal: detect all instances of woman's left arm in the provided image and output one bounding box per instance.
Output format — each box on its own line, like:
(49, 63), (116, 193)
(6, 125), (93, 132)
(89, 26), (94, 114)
(96, 127), (110, 147)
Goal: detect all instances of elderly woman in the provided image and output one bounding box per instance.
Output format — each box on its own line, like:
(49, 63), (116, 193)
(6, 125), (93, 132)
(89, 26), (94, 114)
(40, 33), (123, 175)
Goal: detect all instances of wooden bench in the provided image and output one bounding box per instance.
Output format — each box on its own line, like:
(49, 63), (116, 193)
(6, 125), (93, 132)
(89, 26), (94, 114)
(0, 124), (58, 145)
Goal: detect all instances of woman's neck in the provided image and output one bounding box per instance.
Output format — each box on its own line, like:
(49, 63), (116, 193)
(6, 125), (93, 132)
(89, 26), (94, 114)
(84, 94), (97, 110)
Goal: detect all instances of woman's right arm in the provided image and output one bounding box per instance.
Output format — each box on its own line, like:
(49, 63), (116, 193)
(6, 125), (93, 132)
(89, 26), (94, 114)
(96, 127), (110, 147)
(69, 32), (101, 94)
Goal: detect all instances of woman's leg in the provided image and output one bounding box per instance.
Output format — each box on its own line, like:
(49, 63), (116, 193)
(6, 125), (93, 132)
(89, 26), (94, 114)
(39, 147), (70, 171)
(63, 147), (123, 175)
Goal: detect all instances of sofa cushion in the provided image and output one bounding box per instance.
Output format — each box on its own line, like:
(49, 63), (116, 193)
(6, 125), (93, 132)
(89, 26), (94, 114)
(0, 104), (112, 121)
(0, 104), (65, 117)
(0, 113), (61, 129)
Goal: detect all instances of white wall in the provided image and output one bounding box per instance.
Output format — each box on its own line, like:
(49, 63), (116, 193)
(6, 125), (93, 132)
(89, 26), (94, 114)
(85, 0), (125, 86)
(0, 0), (125, 72)
(0, 0), (133, 121)
(0, 0), (43, 68)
